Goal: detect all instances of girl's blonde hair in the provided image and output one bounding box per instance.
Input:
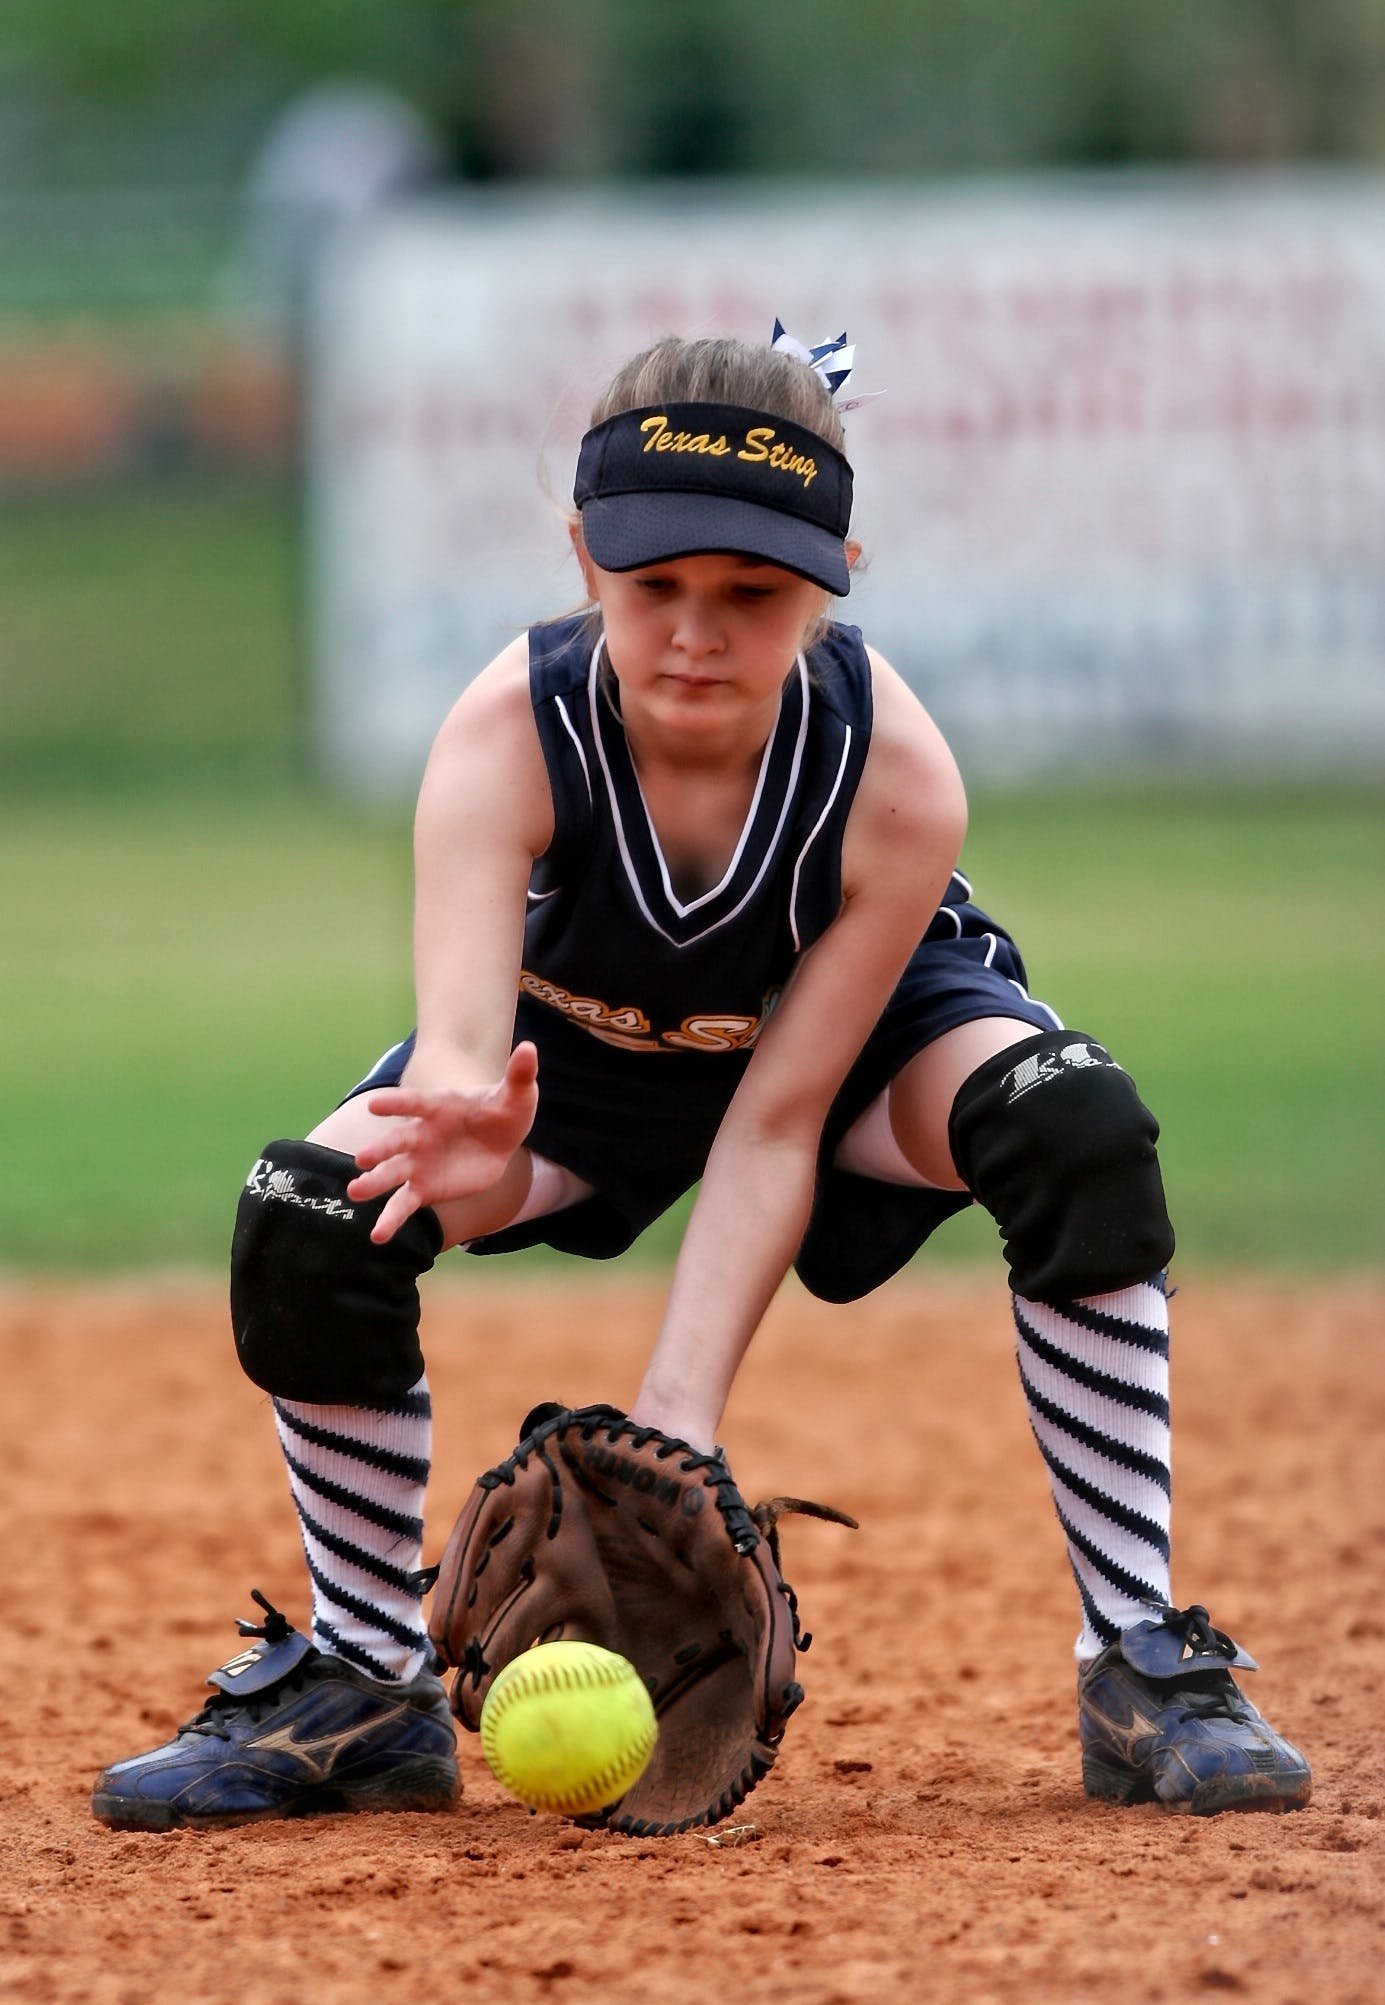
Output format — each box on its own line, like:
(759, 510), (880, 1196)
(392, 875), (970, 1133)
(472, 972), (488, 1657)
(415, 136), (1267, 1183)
(590, 334), (846, 451)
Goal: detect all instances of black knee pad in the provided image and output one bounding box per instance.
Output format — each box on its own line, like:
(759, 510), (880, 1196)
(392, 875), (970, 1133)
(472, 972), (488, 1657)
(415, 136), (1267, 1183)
(947, 1032), (1175, 1303)
(230, 1139), (443, 1404)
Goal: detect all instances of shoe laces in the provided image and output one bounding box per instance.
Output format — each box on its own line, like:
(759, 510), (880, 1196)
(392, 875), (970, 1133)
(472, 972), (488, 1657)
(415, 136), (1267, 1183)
(1160, 1604), (1240, 1661)
(235, 1587), (295, 1648)
(1150, 1669), (1247, 1725)
(184, 1677), (314, 1742)
(1151, 1605), (1245, 1722)
(180, 1591), (316, 1741)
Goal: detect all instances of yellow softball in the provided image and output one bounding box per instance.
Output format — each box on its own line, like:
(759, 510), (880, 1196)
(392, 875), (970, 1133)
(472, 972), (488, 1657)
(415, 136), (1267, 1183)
(479, 1641), (658, 1818)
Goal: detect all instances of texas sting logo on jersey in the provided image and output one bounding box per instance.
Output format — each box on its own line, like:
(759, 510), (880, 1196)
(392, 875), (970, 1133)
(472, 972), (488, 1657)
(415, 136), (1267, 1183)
(518, 970), (782, 1054)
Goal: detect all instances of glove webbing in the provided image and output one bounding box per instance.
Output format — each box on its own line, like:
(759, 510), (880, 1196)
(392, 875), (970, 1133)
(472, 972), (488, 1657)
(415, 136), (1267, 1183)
(477, 1407), (763, 1553)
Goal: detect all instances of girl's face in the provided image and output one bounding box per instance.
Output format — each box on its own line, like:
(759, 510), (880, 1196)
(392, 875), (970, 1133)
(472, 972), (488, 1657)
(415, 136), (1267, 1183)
(572, 541), (830, 737)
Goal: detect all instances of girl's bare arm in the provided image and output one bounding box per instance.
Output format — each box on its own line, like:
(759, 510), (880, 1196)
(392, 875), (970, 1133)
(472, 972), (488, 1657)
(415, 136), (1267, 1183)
(346, 638), (554, 1240)
(630, 652), (968, 1449)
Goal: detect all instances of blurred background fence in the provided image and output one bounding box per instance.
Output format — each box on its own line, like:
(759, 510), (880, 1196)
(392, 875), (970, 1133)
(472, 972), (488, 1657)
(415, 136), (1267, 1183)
(2, 1), (1381, 1272)
(307, 180), (1385, 794)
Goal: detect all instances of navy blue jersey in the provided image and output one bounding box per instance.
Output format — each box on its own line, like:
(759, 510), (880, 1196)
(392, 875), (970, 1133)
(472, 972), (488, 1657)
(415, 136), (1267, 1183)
(520, 612), (872, 1057)
(346, 612), (1062, 1298)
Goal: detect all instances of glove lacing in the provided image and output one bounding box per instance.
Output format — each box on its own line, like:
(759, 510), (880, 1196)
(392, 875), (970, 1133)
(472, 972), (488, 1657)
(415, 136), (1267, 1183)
(478, 1408), (764, 1550)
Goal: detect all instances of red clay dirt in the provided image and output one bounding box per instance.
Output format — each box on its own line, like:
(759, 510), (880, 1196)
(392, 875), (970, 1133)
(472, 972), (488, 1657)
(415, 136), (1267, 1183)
(2, 1273), (1382, 2003)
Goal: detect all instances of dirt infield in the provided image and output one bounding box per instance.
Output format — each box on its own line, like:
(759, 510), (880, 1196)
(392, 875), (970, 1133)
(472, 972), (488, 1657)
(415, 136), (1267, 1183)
(3, 1273), (1382, 2003)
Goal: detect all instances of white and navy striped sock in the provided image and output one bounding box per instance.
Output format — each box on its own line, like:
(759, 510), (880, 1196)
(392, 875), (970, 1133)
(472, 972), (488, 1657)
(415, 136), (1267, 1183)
(1013, 1279), (1172, 1661)
(272, 1378), (433, 1685)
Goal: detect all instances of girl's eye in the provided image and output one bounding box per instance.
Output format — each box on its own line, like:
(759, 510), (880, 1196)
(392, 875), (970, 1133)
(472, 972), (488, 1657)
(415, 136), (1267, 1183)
(732, 585), (777, 603)
(634, 577), (674, 594)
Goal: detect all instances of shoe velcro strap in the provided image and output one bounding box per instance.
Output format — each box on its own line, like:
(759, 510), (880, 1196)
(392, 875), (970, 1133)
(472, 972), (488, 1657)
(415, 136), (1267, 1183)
(208, 1629), (315, 1698)
(1119, 1617), (1257, 1680)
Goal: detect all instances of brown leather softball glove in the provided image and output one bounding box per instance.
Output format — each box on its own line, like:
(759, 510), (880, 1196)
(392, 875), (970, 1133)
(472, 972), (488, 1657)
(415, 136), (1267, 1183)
(428, 1402), (854, 1837)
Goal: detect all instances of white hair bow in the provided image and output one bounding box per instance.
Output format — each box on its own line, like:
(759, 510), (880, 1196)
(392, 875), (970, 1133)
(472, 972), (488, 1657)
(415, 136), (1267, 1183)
(770, 319), (883, 413)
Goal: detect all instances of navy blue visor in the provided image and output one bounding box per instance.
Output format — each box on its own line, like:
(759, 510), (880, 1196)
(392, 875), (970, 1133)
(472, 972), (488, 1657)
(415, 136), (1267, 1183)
(574, 402), (853, 595)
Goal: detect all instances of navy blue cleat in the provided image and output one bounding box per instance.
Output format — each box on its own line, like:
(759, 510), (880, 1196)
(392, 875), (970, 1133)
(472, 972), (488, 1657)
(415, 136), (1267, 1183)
(1078, 1604), (1311, 1816)
(92, 1592), (459, 1830)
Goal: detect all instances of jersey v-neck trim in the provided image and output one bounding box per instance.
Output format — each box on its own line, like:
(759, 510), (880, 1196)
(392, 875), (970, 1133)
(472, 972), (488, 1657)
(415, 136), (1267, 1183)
(586, 639), (811, 949)
(635, 678), (783, 921)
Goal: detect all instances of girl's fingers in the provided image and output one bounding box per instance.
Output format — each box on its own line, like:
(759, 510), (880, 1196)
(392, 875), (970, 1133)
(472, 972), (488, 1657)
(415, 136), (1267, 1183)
(369, 1053), (537, 1129)
(353, 1128), (417, 1172)
(348, 1153), (413, 1200)
(495, 1044), (540, 1126)
(371, 1184), (419, 1245)
(506, 1041), (540, 1086)
(365, 1088), (437, 1120)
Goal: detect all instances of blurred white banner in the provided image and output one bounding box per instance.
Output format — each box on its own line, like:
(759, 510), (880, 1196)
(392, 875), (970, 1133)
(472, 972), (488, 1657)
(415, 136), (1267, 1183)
(308, 176), (1385, 795)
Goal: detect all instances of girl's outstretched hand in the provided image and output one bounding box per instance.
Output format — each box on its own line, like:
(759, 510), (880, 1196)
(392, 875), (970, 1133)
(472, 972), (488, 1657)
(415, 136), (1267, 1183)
(348, 1041), (540, 1244)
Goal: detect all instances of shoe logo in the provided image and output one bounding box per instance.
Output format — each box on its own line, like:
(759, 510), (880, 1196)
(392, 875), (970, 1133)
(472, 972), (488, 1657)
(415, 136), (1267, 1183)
(1086, 1693), (1162, 1761)
(244, 1159), (356, 1220)
(1005, 1041), (1121, 1103)
(217, 1646), (265, 1681)
(1124, 1703), (1162, 1749)
(248, 1705), (411, 1781)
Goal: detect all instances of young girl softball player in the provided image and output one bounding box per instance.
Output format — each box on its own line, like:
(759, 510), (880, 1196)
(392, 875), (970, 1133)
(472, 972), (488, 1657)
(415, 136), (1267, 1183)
(94, 330), (1309, 1828)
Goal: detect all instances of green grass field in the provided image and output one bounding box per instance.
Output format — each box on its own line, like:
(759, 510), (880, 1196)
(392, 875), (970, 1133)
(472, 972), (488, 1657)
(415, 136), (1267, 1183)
(2, 477), (1382, 1273)
(1, 477), (301, 787)
(4, 787), (1380, 1273)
